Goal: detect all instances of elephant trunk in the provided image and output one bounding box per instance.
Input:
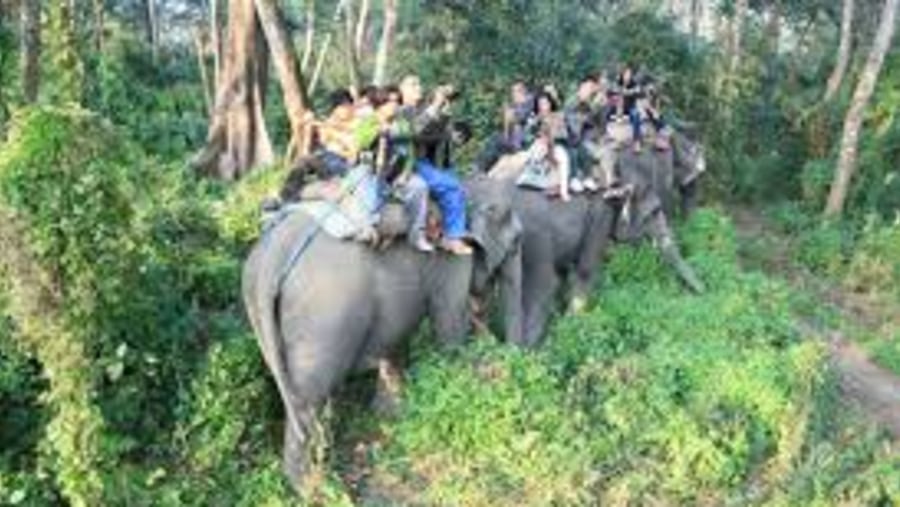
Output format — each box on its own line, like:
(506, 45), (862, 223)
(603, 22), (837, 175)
(499, 246), (524, 345)
(648, 212), (706, 294)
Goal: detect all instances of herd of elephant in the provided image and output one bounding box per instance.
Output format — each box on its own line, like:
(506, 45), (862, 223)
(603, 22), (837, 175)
(241, 130), (706, 491)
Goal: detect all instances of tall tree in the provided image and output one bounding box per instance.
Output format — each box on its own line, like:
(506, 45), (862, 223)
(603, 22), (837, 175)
(20, 0), (40, 103)
(344, 0), (361, 91)
(372, 0), (396, 86)
(823, 0), (855, 102)
(824, 0), (900, 217)
(729, 0), (748, 79)
(254, 0), (312, 161)
(355, 0), (370, 57)
(46, 0), (84, 104)
(191, 0), (274, 180)
(301, 0), (315, 72)
(146, 0), (160, 61)
(92, 0), (104, 52)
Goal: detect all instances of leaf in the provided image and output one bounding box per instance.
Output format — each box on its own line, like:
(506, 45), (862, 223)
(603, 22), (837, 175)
(106, 361), (124, 382)
(8, 490), (26, 505)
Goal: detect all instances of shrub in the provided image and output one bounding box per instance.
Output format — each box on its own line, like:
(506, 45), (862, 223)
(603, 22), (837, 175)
(364, 209), (899, 505)
(844, 217), (900, 298)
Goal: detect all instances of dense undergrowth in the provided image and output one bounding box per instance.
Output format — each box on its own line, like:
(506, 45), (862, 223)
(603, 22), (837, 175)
(740, 202), (900, 377)
(356, 210), (899, 505)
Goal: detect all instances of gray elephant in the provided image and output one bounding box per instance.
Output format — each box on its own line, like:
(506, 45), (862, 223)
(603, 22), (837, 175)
(615, 130), (706, 221)
(242, 175), (523, 492)
(491, 142), (703, 347)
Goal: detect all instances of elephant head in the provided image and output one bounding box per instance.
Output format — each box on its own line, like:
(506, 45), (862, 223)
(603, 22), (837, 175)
(671, 131), (706, 187)
(464, 175), (524, 344)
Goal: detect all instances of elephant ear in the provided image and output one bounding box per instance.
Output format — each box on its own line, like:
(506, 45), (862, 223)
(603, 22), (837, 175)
(473, 209), (522, 276)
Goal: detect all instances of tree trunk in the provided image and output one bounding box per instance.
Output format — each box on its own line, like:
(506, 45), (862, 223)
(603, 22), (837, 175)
(344, 0), (361, 92)
(47, 0), (84, 104)
(191, 0), (274, 181)
(766, 1), (781, 56)
(689, 0), (700, 48)
(210, 0), (222, 93)
(308, 0), (345, 97)
(372, 0), (396, 86)
(20, 0), (40, 103)
(301, 0), (315, 72)
(824, 0), (899, 217)
(254, 0), (312, 161)
(92, 0), (104, 52)
(824, 0), (855, 103)
(194, 28), (213, 116)
(729, 0), (747, 77)
(355, 0), (369, 57)
(146, 0), (159, 60)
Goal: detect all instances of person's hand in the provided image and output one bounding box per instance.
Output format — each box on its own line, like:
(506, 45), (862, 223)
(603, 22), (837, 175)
(503, 106), (516, 123)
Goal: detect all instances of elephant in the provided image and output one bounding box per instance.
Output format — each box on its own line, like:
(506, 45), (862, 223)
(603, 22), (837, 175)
(488, 141), (704, 347)
(242, 175), (523, 492)
(614, 130), (706, 221)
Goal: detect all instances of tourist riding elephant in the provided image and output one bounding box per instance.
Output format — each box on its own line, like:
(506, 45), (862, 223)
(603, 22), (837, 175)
(242, 175), (523, 492)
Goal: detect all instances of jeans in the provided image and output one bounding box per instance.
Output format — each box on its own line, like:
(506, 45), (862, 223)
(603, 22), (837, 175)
(400, 174), (429, 242)
(628, 107), (642, 142)
(415, 159), (468, 239)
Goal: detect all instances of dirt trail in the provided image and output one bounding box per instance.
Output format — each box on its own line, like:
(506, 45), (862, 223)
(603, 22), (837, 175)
(730, 207), (900, 440)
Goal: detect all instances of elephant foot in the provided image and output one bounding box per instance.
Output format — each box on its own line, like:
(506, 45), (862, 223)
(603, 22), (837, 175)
(372, 359), (403, 418)
(568, 295), (588, 315)
(283, 426), (312, 494)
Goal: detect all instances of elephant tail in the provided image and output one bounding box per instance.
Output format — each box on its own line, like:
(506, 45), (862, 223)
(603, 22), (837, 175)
(245, 226), (319, 448)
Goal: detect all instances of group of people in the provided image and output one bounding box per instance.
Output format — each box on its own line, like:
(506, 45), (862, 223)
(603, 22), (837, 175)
(286, 63), (669, 254)
(293, 75), (473, 255)
(476, 63), (669, 200)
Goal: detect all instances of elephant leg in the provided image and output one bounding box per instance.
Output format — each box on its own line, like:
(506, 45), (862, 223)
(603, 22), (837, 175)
(469, 296), (491, 336)
(570, 204), (617, 313)
(277, 307), (370, 491)
(429, 256), (475, 347)
(680, 181), (699, 219)
(647, 212), (705, 293)
(522, 262), (560, 347)
(281, 391), (323, 493)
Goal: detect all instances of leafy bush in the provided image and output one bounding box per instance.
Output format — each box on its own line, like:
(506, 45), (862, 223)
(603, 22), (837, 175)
(364, 209), (899, 505)
(85, 28), (207, 161)
(213, 167), (285, 250)
(794, 222), (853, 278)
(0, 106), (259, 504)
(844, 217), (900, 298)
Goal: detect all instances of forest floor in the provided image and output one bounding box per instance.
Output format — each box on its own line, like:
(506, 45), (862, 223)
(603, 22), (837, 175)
(730, 206), (900, 440)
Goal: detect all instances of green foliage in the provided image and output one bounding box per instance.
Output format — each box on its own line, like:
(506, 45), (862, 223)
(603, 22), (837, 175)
(844, 217), (900, 298)
(85, 28), (208, 160)
(0, 15), (15, 132)
(45, 2), (85, 104)
(367, 209), (899, 505)
(0, 106), (254, 504)
(213, 167), (286, 250)
(795, 222), (853, 278)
